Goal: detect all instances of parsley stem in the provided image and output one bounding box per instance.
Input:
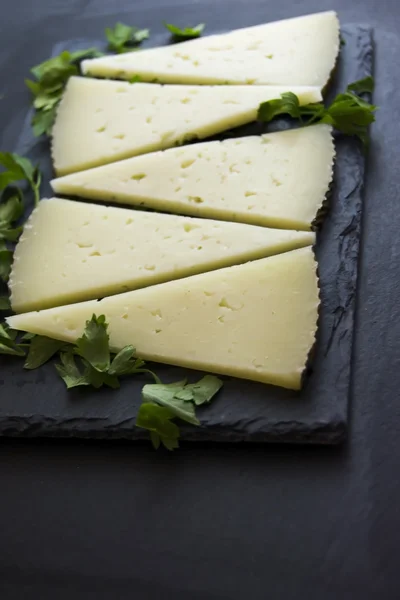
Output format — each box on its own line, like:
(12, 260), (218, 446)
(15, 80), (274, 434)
(136, 368), (162, 383)
(33, 185), (40, 207)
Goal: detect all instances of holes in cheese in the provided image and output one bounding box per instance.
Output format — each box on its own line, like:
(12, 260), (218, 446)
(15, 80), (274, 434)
(81, 11), (339, 88)
(9, 198), (315, 313)
(51, 77), (322, 175)
(52, 125), (334, 231)
(7, 246), (319, 390)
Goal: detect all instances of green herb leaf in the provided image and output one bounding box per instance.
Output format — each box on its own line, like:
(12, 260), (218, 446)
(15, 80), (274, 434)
(24, 335), (67, 369)
(0, 322), (25, 356)
(85, 364), (120, 389)
(55, 351), (91, 389)
(0, 242), (13, 282)
(0, 194), (24, 224)
(175, 374), (223, 405)
(32, 105), (59, 138)
(138, 375), (223, 449)
(75, 314), (110, 372)
(257, 77), (376, 144)
(164, 22), (205, 39)
(108, 345), (145, 376)
(347, 76), (374, 94)
(51, 314), (157, 389)
(142, 380), (200, 426)
(27, 48), (102, 138)
(257, 92), (304, 122)
(105, 22), (150, 53)
(136, 403), (180, 450)
(0, 296), (11, 310)
(0, 153), (41, 206)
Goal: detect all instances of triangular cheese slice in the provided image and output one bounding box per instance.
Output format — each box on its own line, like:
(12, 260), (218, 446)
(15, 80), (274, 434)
(52, 125), (334, 231)
(51, 77), (322, 175)
(8, 246), (319, 390)
(9, 197), (315, 313)
(82, 11), (339, 88)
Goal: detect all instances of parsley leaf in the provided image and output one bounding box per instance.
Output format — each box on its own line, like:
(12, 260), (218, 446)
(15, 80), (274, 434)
(0, 153), (41, 206)
(24, 335), (66, 369)
(55, 351), (92, 389)
(0, 296), (11, 310)
(347, 76), (374, 94)
(0, 241), (13, 283)
(0, 322), (26, 356)
(105, 22), (150, 53)
(257, 92), (303, 122)
(0, 195), (23, 242)
(26, 48), (103, 137)
(137, 376), (222, 450)
(164, 22), (205, 40)
(257, 78), (376, 145)
(175, 375), (223, 405)
(51, 314), (157, 390)
(142, 380), (200, 426)
(136, 403), (180, 450)
(75, 314), (110, 372)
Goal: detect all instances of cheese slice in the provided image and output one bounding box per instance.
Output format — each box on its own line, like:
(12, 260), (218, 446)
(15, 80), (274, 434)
(9, 197), (315, 313)
(52, 125), (334, 231)
(51, 76), (322, 175)
(82, 11), (339, 88)
(7, 246), (319, 390)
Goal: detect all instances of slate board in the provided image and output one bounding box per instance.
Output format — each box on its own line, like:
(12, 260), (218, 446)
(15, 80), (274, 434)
(0, 24), (373, 444)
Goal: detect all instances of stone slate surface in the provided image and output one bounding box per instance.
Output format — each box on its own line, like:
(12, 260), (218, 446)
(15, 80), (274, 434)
(0, 24), (373, 444)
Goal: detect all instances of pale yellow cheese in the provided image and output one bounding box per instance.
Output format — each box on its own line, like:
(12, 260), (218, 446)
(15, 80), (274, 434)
(82, 11), (339, 88)
(7, 246), (319, 390)
(9, 198), (315, 313)
(51, 77), (322, 175)
(52, 125), (334, 231)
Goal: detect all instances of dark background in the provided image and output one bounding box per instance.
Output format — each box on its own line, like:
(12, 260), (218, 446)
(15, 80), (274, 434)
(0, 0), (399, 598)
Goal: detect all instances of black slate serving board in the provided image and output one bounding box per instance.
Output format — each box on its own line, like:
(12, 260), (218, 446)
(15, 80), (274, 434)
(0, 24), (373, 444)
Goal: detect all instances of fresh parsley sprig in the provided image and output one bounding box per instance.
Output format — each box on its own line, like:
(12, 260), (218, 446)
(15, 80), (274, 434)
(0, 296), (11, 310)
(0, 153), (41, 207)
(51, 314), (159, 389)
(0, 153), (42, 282)
(164, 22), (205, 40)
(1, 313), (224, 450)
(257, 77), (376, 145)
(26, 48), (103, 137)
(137, 375), (223, 450)
(0, 322), (26, 356)
(105, 22), (150, 54)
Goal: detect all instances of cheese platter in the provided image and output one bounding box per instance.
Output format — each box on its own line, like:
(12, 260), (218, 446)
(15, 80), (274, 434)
(0, 14), (374, 447)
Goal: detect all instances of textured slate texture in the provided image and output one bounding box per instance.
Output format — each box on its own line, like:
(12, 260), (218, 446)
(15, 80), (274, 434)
(0, 24), (373, 444)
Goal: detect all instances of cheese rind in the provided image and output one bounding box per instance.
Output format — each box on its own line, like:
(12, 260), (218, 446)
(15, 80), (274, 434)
(51, 77), (322, 175)
(52, 125), (334, 231)
(82, 11), (339, 88)
(7, 247), (319, 390)
(9, 198), (315, 313)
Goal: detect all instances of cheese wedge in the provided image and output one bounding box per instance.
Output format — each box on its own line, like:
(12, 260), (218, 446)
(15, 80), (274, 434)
(82, 11), (339, 88)
(52, 125), (334, 231)
(7, 246), (319, 390)
(9, 198), (315, 313)
(51, 77), (322, 175)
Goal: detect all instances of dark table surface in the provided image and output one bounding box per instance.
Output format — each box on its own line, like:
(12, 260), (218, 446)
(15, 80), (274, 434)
(1, 0), (399, 598)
